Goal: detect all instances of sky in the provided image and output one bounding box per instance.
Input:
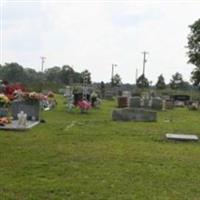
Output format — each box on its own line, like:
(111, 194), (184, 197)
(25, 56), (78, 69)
(1, 0), (200, 84)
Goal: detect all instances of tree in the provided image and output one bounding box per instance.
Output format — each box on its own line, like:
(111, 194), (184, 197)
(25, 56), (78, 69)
(187, 18), (200, 86)
(60, 65), (74, 85)
(136, 74), (149, 88)
(155, 74), (166, 89)
(81, 70), (91, 85)
(111, 73), (122, 87)
(191, 68), (200, 87)
(45, 66), (61, 84)
(24, 68), (39, 84)
(2, 63), (26, 83)
(170, 72), (184, 90)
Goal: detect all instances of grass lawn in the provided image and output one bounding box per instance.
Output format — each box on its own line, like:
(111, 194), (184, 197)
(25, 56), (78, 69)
(1, 95), (200, 200)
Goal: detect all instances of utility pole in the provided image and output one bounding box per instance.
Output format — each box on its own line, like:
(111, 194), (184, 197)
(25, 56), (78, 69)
(111, 64), (117, 80)
(135, 68), (138, 84)
(142, 51), (148, 76)
(40, 56), (46, 72)
(111, 64), (117, 86)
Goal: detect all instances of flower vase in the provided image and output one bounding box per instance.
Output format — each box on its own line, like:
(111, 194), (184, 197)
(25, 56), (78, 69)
(0, 107), (8, 117)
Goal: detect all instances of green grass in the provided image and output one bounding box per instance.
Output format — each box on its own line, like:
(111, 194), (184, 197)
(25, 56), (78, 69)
(1, 96), (200, 200)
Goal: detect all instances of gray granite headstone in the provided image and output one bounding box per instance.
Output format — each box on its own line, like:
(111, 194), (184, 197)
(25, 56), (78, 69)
(11, 101), (40, 121)
(188, 102), (199, 110)
(174, 100), (185, 107)
(143, 98), (150, 108)
(129, 97), (141, 108)
(122, 91), (131, 97)
(112, 108), (157, 122)
(104, 91), (114, 100)
(152, 97), (162, 110)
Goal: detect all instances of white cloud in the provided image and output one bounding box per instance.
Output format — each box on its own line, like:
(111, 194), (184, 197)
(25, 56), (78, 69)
(2, 0), (200, 83)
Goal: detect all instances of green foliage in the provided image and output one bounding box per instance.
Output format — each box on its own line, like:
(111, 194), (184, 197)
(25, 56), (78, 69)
(187, 18), (200, 86)
(136, 74), (149, 88)
(170, 72), (185, 90)
(111, 73), (122, 87)
(191, 68), (200, 87)
(187, 18), (200, 68)
(45, 66), (62, 84)
(156, 74), (166, 89)
(1, 95), (200, 199)
(0, 63), (26, 83)
(0, 63), (91, 91)
(81, 70), (91, 85)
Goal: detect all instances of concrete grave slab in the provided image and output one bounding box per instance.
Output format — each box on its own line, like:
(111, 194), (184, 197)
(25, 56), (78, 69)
(0, 120), (40, 131)
(166, 133), (199, 141)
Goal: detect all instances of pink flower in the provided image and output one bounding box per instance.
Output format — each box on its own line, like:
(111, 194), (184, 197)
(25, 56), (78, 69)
(77, 100), (91, 111)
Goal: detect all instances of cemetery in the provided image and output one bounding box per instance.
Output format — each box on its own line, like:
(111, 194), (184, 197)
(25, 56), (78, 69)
(1, 88), (200, 199)
(0, 83), (56, 130)
(1, 3), (200, 200)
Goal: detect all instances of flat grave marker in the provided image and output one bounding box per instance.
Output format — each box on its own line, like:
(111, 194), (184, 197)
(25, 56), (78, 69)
(166, 133), (199, 141)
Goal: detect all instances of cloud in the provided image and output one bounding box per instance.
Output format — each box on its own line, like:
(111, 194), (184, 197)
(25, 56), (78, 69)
(2, 0), (200, 83)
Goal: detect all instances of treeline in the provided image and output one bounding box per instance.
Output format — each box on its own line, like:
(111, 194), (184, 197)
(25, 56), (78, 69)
(136, 72), (193, 91)
(0, 63), (91, 91)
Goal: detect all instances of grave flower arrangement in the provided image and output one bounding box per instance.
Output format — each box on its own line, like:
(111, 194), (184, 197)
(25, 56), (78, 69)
(77, 100), (91, 113)
(23, 92), (44, 104)
(0, 94), (10, 108)
(47, 91), (55, 98)
(13, 91), (42, 104)
(4, 82), (26, 100)
(0, 94), (10, 119)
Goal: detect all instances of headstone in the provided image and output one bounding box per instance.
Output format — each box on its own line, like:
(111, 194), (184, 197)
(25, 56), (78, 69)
(152, 97), (162, 110)
(117, 96), (128, 108)
(104, 91), (114, 100)
(11, 101), (40, 121)
(131, 92), (141, 97)
(129, 97), (141, 108)
(64, 86), (72, 97)
(172, 95), (190, 105)
(165, 100), (174, 109)
(112, 108), (157, 122)
(143, 98), (149, 108)
(141, 92), (149, 99)
(188, 101), (199, 110)
(174, 100), (185, 107)
(166, 133), (199, 141)
(122, 91), (131, 97)
(162, 95), (170, 101)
